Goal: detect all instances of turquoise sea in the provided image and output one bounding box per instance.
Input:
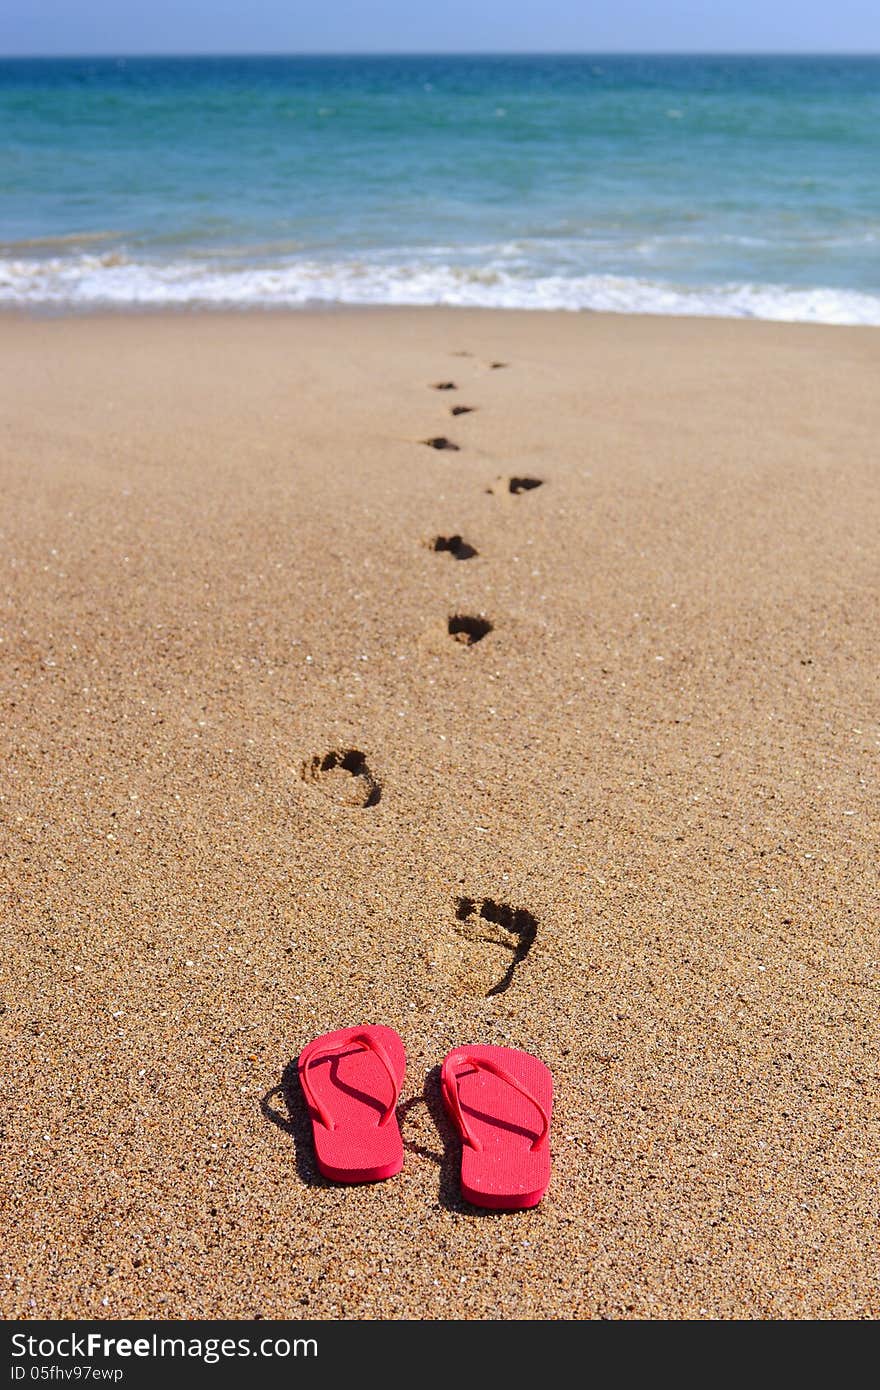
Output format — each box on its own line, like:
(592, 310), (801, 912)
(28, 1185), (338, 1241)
(1, 54), (879, 320)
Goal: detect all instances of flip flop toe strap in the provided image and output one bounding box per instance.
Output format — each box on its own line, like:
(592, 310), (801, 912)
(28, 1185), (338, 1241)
(445, 1055), (550, 1153)
(300, 1032), (400, 1130)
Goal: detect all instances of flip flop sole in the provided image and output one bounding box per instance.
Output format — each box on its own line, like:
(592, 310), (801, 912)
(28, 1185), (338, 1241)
(298, 1025), (405, 1184)
(442, 1045), (552, 1210)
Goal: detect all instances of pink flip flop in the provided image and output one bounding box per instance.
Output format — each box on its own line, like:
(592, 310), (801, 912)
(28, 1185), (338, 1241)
(441, 1045), (552, 1210)
(298, 1025), (405, 1183)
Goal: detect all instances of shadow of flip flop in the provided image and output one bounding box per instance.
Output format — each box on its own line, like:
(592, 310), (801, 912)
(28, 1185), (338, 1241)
(260, 1059), (330, 1188)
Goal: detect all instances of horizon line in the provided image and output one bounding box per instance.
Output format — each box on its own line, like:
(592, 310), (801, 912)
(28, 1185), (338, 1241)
(3, 49), (880, 60)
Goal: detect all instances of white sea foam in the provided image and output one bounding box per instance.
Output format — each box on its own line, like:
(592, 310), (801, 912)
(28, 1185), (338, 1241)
(2, 252), (880, 326)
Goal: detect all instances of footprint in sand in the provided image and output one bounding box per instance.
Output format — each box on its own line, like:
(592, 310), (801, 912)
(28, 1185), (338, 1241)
(450, 405), (476, 416)
(489, 361), (508, 369)
(452, 897), (538, 997)
(302, 749), (381, 808)
(486, 475), (544, 496)
(432, 535), (478, 561)
(448, 614), (492, 645)
(432, 381), (457, 390)
(423, 436), (460, 451)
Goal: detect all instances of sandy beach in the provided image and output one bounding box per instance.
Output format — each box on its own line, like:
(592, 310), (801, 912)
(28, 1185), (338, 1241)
(1, 307), (878, 1319)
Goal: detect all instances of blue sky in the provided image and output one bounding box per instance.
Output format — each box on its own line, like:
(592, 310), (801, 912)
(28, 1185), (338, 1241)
(2, 1), (880, 56)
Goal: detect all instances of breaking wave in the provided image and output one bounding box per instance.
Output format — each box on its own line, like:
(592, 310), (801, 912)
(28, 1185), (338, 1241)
(2, 252), (880, 325)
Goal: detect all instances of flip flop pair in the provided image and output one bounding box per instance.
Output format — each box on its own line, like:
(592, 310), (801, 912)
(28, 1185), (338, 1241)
(297, 1025), (552, 1210)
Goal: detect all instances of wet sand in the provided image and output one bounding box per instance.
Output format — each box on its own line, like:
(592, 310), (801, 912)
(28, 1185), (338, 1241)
(1, 307), (878, 1319)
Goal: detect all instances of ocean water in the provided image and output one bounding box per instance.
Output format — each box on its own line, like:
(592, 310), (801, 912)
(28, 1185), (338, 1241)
(2, 54), (880, 322)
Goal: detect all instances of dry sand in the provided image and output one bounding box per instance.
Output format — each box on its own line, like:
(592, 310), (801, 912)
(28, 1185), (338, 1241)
(1, 308), (878, 1320)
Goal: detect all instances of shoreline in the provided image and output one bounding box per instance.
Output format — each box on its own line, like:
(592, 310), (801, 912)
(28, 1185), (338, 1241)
(2, 307), (878, 1319)
(4, 300), (880, 333)
(4, 296), (880, 328)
